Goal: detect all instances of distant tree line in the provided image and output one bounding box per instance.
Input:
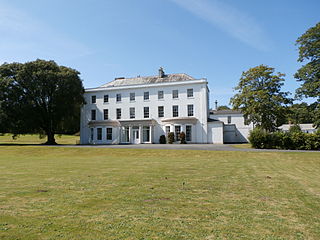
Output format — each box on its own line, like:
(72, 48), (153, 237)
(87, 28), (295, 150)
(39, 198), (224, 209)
(0, 59), (85, 144)
(230, 22), (320, 131)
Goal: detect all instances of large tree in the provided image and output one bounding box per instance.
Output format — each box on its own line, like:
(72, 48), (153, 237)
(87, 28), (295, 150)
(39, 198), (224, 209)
(295, 22), (320, 128)
(0, 59), (85, 144)
(230, 65), (292, 132)
(286, 102), (315, 124)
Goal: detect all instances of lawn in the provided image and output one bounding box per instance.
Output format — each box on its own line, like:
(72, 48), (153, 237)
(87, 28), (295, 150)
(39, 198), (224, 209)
(0, 134), (79, 145)
(0, 147), (320, 239)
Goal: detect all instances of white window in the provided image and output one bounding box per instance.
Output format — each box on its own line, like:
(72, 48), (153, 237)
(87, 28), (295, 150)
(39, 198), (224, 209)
(186, 125), (192, 141)
(130, 92), (135, 101)
(91, 95), (96, 104)
(103, 109), (108, 120)
(143, 126), (150, 142)
(187, 89), (193, 98)
(106, 128), (112, 140)
(165, 126), (170, 136)
(130, 107), (135, 119)
(158, 106), (164, 118)
(158, 90), (164, 100)
(116, 93), (121, 102)
(187, 104), (194, 116)
(97, 128), (102, 140)
(144, 107), (149, 118)
(91, 109), (96, 120)
(116, 108), (121, 119)
(104, 94), (109, 103)
(144, 91), (149, 100)
(172, 105), (179, 117)
(175, 126), (181, 141)
(172, 90), (178, 99)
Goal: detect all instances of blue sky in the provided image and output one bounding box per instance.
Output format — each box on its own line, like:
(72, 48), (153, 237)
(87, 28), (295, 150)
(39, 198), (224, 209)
(0, 0), (319, 107)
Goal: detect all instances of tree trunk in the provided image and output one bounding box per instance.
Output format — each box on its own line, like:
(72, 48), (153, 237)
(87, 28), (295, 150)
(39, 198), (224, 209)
(45, 131), (57, 145)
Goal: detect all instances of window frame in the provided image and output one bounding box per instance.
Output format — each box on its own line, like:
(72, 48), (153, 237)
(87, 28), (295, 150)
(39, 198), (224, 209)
(103, 109), (108, 120)
(186, 125), (192, 141)
(130, 92), (135, 102)
(172, 105), (179, 117)
(116, 93), (121, 102)
(144, 107), (149, 118)
(187, 104), (194, 117)
(106, 128), (112, 140)
(187, 88), (194, 98)
(91, 95), (96, 104)
(97, 128), (102, 140)
(116, 108), (121, 119)
(158, 106), (164, 118)
(130, 107), (135, 119)
(91, 109), (96, 121)
(158, 90), (164, 100)
(144, 91), (149, 101)
(172, 90), (179, 99)
(103, 94), (109, 103)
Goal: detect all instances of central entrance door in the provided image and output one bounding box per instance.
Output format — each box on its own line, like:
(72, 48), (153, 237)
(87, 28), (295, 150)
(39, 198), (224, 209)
(132, 127), (140, 144)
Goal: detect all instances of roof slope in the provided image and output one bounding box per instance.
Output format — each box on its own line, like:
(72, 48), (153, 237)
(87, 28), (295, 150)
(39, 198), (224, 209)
(100, 73), (196, 88)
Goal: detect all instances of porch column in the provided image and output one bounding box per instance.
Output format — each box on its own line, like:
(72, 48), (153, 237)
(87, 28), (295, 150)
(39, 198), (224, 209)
(149, 125), (153, 143)
(139, 125), (143, 143)
(129, 125), (132, 143)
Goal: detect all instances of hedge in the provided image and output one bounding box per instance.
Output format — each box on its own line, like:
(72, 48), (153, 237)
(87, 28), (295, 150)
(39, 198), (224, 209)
(248, 128), (320, 150)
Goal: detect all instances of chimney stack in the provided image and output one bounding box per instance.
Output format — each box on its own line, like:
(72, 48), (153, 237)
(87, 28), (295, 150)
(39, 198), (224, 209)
(159, 67), (165, 78)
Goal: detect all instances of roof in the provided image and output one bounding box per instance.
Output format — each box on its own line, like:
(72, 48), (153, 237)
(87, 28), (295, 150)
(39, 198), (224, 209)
(278, 124), (316, 131)
(210, 109), (242, 115)
(100, 73), (197, 88)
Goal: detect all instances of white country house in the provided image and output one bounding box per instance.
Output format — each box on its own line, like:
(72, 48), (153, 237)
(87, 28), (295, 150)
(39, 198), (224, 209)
(80, 68), (225, 144)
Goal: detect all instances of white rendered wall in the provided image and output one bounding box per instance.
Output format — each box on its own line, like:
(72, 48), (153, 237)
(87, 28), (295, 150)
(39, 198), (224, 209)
(80, 80), (209, 144)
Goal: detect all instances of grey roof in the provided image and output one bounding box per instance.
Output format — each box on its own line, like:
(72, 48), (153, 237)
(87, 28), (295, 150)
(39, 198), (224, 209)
(100, 73), (196, 88)
(210, 109), (242, 115)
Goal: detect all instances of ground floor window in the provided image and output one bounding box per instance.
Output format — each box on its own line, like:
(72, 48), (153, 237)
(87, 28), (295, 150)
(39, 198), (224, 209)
(186, 125), (192, 141)
(97, 128), (102, 140)
(106, 128), (112, 140)
(165, 126), (170, 136)
(175, 125), (181, 141)
(143, 126), (150, 142)
(121, 127), (129, 142)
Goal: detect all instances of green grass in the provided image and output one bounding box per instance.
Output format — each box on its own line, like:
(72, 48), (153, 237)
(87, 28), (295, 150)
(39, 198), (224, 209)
(230, 143), (252, 149)
(0, 134), (79, 145)
(0, 147), (320, 239)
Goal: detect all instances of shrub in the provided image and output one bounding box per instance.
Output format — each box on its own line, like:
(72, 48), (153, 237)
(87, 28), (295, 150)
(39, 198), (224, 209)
(167, 132), (175, 144)
(180, 132), (186, 144)
(248, 128), (270, 149)
(159, 135), (166, 144)
(289, 124), (302, 133)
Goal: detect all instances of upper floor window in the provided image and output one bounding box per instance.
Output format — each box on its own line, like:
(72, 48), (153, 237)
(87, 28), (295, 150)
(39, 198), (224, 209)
(172, 105), (179, 117)
(103, 109), (109, 120)
(144, 91), (149, 101)
(130, 92), (135, 101)
(104, 94), (109, 103)
(158, 106), (164, 118)
(187, 88), (193, 98)
(172, 90), (178, 99)
(228, 116), (231, 124)
(130, 107), (135, 119)
(116, 93), (121, 102)
(91, 109), (96, 120)
(116, 108), (121, 119)
(158, 90), (164, 100)
(144, 107), (149, 118)
(187, 104), (194, 116)
(91, 95), (96, 104)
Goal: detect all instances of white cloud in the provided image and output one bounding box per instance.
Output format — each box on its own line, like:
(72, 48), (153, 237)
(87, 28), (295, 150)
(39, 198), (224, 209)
(0, 2), (92, 64)
(170, 0), (271, 51)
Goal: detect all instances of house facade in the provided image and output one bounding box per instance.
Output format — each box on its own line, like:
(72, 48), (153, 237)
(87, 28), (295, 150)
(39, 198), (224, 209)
(80, 68), (224, 144)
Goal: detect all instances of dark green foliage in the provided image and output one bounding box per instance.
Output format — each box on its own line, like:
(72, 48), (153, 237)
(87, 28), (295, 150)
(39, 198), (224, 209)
(249, 128), (320, 150)
(217, 105), (230, 110)
(289, 124), (302, 133)
(159, 135), (166, 144)
(0, 59), (85, 144)
(295, 22), (320, 128)
(286, 102), (315, 124)
(180, 131), (186, 144)
(230, 65), (292, 132)
(167, 132), (175, 144)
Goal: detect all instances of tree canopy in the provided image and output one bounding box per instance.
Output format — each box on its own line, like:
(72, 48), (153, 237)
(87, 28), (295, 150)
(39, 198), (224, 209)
(295, 22), (320, 128)
(230, 65), (292, 132)
(216, 105), (230, 111)
(0, 59), (85, 144)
